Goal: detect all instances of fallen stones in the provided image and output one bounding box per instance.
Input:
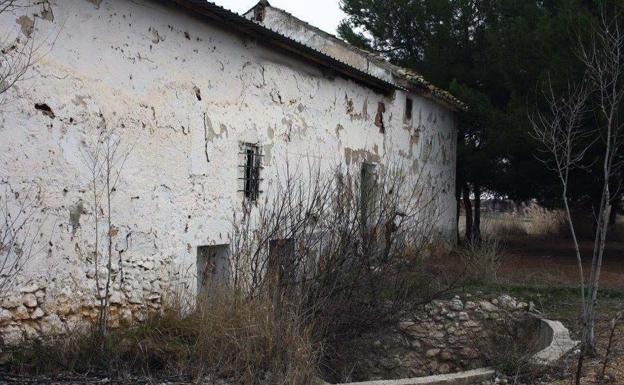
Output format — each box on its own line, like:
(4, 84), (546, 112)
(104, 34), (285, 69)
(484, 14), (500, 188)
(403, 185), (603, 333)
(449, 298), (464, 311)
(13, 306), (30, 320)
(1, 295), (20, 309)
(426, 348), (440, 358)
(30, 308), (45, 319)
(0, 309), (12, 323)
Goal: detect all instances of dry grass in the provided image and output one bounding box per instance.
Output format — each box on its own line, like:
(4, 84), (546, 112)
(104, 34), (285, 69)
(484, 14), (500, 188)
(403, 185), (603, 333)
(480, 204), (568, 239)
(525, 205), (568, 237)
(1, 290), (318, 385)
(457, 238), (503, 284)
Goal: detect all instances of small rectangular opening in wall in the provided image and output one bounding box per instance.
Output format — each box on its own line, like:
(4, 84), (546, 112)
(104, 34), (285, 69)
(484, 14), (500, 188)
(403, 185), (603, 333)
(405, 97), (413, 120)
(239, 142), (263, 202)
(268, 238), (296, 287)
(375, 102), (386, 133)
(360, 162), (378, 228)
(197, 244), (230, 294)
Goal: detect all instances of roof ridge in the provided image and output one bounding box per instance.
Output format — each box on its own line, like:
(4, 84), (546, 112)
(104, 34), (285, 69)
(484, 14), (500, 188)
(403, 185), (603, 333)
(261, 4), (391, 63)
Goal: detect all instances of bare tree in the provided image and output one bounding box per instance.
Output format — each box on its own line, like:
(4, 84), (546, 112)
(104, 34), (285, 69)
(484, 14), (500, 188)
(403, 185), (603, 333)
(576, 9), (624, 357)
(81, 118), (131, 337)
(531, 9), (624, 383)
(530, 79), (591, 321)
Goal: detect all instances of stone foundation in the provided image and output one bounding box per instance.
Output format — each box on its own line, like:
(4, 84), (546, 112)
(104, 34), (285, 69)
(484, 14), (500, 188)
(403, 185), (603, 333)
(0, 254), (174, 345)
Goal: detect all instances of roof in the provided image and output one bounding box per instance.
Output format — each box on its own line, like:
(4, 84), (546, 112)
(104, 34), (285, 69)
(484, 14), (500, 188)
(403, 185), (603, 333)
(166, 0), (465, 111)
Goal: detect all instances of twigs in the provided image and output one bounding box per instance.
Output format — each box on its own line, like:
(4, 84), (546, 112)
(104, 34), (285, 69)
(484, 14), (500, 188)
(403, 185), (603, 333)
(81, 117), (131, 338)
(227, 157), (457, 359)
(0, 182), (48, 300)
(0, 0), (39, 108)
(598, 311), (623, 384)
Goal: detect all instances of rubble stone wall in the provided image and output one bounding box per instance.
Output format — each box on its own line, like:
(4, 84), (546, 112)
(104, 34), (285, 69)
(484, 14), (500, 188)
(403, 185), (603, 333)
(352, 295), (533, 381)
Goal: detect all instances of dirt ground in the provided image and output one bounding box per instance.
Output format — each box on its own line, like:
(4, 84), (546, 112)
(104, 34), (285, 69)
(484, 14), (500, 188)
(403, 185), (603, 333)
(499, 236), (624, 290)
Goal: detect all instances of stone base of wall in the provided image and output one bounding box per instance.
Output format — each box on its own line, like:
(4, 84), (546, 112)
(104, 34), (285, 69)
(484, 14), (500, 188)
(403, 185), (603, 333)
(0, 255), (173, 345)
(0, 288), (161, 345)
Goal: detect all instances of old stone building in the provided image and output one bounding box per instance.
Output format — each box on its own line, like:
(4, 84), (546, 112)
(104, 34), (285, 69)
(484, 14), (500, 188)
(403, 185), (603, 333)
(0, 0), (462, 342)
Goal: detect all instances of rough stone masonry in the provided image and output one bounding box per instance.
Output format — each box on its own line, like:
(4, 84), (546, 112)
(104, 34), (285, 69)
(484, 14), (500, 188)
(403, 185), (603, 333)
(0, 0), (462, 343)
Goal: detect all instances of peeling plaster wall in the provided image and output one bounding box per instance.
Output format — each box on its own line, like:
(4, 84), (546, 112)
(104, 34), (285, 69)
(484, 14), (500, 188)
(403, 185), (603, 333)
(0, 0), (457, 342)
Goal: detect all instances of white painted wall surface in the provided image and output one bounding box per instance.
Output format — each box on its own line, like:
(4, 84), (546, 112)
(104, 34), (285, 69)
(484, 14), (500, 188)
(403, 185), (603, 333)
(0, 0), (457, 341)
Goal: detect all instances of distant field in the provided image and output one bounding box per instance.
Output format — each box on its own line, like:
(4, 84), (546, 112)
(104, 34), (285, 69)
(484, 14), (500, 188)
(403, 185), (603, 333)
(459, 209), (624, 289)
(499, 236), (624, 290)
(458, 208), (624, 384)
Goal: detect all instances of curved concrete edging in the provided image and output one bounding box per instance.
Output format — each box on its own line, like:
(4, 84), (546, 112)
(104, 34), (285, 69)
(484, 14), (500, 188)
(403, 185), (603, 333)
(530, 317), (579, 365)
(333, 368), (496, 385)
(332, 316), (579, 385)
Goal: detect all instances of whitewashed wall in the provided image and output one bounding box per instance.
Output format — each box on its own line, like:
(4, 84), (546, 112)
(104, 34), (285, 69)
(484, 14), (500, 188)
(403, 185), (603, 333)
(0, 0), (457, 342)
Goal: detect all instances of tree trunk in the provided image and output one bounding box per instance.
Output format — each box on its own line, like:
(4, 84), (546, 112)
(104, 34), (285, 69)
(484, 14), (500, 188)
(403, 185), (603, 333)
(456, 196), (461, 244)
(456, 185), (462, 244)
(473, 185), (482, 244)
(462, 183), (473, 244)
(608, 196), (619, 227)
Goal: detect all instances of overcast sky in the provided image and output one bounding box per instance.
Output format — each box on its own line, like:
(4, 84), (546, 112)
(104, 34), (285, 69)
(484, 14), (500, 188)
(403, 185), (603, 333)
(211, 0), (346, 35)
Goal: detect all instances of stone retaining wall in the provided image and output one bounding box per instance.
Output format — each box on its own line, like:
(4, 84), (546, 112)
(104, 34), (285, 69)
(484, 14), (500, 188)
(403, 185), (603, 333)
(345, 294), (533, 381)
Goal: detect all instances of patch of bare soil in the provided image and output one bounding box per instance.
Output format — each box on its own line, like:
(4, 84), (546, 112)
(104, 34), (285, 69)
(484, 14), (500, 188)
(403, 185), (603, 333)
(499, 236), (624, 290)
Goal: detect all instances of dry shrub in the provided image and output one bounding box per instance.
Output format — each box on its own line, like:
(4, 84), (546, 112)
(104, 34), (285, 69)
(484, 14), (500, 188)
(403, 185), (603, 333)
(2, 162), (457, 383)
(2, 290), (318, 385)
(226, 162), (460, 381)
(525, 205), (567, 237)
(458, 238), (503, 284)
(483, 214), (529, 237)
(475, 314), (546, 382)
(482, 204), (567, 239)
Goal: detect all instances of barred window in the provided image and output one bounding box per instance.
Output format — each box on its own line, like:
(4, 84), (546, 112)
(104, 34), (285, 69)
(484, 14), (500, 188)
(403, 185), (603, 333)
(240, 142), (263, 201)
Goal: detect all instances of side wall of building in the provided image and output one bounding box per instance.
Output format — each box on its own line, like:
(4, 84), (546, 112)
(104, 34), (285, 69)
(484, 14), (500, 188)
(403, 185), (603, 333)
(0, 0), (456, 342)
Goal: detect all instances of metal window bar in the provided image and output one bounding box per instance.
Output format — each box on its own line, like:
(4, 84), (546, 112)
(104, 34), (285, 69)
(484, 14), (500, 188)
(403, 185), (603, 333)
(240, 143), (262, 201)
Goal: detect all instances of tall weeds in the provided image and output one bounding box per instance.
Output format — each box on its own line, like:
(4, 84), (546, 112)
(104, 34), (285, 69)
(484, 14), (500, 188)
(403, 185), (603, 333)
(3, 290), (317, 385)
(458, 238), (503, 284)
(482, 204), (567, 239)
